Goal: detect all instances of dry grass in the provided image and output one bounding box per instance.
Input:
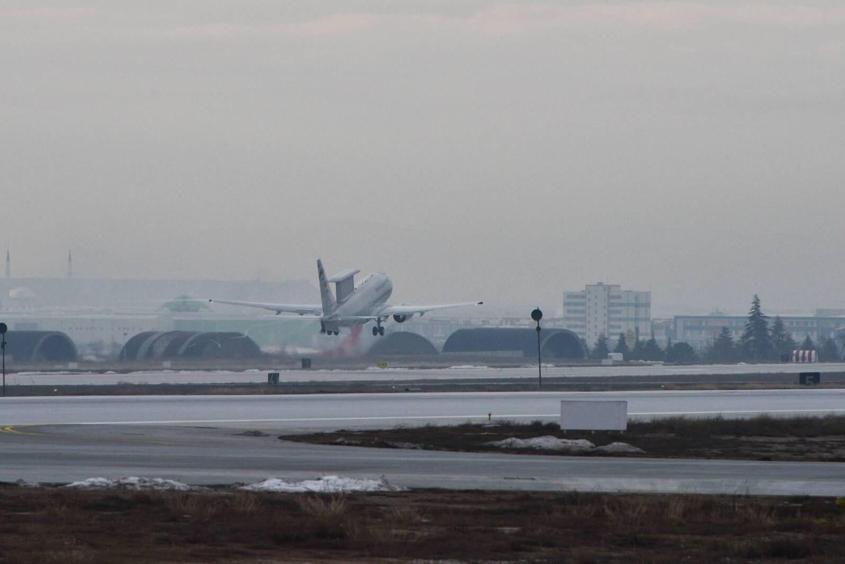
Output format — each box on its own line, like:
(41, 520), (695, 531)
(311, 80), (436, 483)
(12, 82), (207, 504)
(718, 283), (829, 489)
(285, 415), (845, 462)
(1, 485), (844, 562)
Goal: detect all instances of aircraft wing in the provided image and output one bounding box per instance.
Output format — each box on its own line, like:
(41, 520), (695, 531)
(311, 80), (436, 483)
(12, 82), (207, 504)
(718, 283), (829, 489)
(380, 301), (484, 317)
(208, 299), (322, 316)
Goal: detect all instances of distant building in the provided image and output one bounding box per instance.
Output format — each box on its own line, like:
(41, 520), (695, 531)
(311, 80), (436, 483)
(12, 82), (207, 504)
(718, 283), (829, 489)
(650, 318), (673, 348)
(562, 283), (651, 348)
(673, 314), (845, 351)
(0, 275), (320, 353)
(0, 276), (316, 311)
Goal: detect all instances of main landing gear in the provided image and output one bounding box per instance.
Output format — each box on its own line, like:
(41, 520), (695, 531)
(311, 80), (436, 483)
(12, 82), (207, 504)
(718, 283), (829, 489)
(320, 321), (339, 336)
(372, 322), (385, 337)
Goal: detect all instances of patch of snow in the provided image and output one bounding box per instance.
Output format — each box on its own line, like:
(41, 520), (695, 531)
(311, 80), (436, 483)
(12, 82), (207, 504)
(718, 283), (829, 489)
(488, 436), (645, 454)
(240, 475), (399, 493)
(595, 442), (645, 454)
(488, 436), (595, 452)
(383, 441), (422, 450)
(333, 437), (361, 446)
(64, 476), (192, 491)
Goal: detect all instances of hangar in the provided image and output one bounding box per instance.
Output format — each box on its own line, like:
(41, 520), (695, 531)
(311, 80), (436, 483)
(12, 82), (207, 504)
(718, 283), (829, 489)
(367, 332), (438, 356)
(119, 331), (262, 361)
(2, 331), (78, 362)
(442, 328), (585, 359)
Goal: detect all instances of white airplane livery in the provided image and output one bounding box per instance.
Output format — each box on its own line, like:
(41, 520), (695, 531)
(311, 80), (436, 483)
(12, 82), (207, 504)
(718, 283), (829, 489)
(210, 259), (483, 336)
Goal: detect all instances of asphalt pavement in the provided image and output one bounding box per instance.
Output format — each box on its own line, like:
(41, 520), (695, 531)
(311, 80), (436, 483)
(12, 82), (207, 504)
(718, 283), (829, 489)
(2, 424), (844, 496)
(7, 362), (845, 386)
(3, 389), (844, 496)
(1, 389), (844, 429)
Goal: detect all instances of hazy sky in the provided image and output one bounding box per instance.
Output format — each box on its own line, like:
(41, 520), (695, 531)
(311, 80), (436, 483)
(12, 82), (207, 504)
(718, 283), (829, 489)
(2, 1), (844, 316)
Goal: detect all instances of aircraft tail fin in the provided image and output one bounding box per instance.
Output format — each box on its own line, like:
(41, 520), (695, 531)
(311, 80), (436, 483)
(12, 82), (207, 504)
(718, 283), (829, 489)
(316, 259), (337, 315)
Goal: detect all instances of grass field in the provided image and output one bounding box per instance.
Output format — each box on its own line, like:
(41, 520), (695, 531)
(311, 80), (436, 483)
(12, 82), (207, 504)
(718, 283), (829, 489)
(283, 415), (845, 461)
(1, 485), (844, 562)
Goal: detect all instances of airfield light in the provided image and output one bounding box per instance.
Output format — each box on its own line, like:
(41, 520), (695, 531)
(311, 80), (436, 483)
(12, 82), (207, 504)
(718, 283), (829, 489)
(530, 308), (542, 388)
(0, 322), (6, 397)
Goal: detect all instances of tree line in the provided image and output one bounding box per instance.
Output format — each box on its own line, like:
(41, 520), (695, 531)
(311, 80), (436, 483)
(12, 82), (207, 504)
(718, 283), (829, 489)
(588, 333), (698, 364)
(585, 295), (843, 364)
(703, 294), (841, 363)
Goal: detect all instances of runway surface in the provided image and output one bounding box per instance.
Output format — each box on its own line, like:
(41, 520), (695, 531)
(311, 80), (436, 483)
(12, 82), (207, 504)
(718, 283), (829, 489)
(8, 362), (845, 386)
(2, 425), (844, 496)
(1, 389), (844, 429)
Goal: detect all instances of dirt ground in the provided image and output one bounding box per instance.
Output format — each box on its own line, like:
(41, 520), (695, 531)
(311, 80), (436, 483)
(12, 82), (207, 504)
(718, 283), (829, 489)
(283, 415), (845, 462)
(1, 485), (844, 563)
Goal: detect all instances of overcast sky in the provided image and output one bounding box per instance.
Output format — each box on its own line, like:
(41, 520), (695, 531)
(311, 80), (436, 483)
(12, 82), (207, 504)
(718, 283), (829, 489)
(1, 1), (844, 316)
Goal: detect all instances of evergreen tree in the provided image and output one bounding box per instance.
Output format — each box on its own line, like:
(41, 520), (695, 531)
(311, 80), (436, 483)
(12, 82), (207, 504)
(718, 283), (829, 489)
(740, 295), (773, 361)
(820, 338), (839, 362)
(770, 316), (796, 361)
(590, 335), (610, 360)
(800, 335), (816, 351)
(614, 333), (629, 358)
(666, 342), (697, 364)
(707, 327), (737, 363)
(629, 339), (645, 361)
(641, 337), (664, 362)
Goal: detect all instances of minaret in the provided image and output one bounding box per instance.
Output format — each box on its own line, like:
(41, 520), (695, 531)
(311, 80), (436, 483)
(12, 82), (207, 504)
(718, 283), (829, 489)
(4, 250), (9, 278)
(67, 250), (73, 279)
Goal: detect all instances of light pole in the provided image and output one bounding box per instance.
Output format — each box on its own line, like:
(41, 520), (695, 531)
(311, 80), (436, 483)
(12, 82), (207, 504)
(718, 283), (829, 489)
(531, 308), (543, 388)
(0, 322), (7, 397)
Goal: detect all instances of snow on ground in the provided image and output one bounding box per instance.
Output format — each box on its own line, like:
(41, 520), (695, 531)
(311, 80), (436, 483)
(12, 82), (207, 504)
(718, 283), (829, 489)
(488, 436), (645, 454)
(488, 436), (595, 452)
(595, 442), (646, 454)
(64, 477), (192, 491)
(240, 475), (399, 493)
(59, 475), (399, 492)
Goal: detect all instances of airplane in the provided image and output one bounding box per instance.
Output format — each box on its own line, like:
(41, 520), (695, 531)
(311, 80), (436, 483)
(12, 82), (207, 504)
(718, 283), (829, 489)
(209, 259), (483, 336)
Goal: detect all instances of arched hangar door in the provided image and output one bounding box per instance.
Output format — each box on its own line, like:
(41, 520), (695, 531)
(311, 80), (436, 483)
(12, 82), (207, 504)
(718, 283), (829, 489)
(541, 330), (586, 359)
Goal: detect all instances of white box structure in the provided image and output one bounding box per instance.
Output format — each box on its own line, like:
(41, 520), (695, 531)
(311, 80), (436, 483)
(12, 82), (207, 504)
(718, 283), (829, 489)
(560, 400), (628, 431)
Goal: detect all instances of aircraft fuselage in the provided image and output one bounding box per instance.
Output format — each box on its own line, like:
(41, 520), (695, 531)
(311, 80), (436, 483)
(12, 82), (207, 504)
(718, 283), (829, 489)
(322, 272), (392, 331)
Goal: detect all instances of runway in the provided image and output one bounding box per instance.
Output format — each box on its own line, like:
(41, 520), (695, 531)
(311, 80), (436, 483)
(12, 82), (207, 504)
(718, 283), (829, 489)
(7, 362), (845, 386)
(3, 389), (843, 496)
(2, 425), (844, 496)
(1, 389), (844, 429)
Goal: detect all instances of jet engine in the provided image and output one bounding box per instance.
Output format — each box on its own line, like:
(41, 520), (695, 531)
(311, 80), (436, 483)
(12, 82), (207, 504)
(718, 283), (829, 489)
(393, 314), (409, 323)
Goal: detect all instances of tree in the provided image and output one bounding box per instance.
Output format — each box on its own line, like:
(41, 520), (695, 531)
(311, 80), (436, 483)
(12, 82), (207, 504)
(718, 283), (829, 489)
(629, 339), (645, 361)
(800, 335), (816, 351)
(641, 337), (664, 362)
(614, 333), (629, 358)
(770, 316), (796, 361)
(740, 295), (773, 361)
(706, 327), (737, 363)
(590, 334), (610, 360)
(820, 338), (839, 362)
(666, 342), (697, 364)
(641, 338), (659, 361)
